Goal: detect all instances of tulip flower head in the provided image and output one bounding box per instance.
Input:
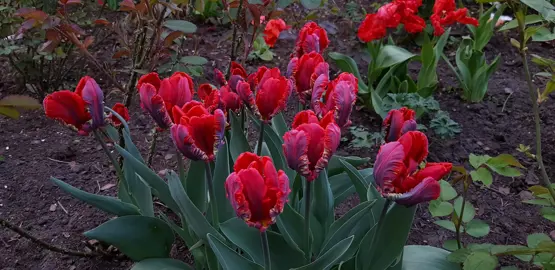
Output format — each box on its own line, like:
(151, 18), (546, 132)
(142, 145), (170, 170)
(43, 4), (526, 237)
(283, 110), (341, 181)
(170, 101), (226, 162)
(383, 107), (417, 142)
(294, 21), (329, 57)
(431, 0), (478, 36)
(197, 84), (222, 113)
(110, 103), (130, 127)
(264, 19), (291, 48)
(357, 0), (426, 42)
(225, 152), (290, 231)
(219, 85), (243, 113)
(288, 52), (329, 104)
(43, 76), (104, 135)
(373, 131), (452, 206)
(312, 72), (358, 128)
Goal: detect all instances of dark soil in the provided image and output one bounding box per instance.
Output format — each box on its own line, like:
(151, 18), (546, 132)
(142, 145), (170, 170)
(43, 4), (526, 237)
(2, 1), (555, 269)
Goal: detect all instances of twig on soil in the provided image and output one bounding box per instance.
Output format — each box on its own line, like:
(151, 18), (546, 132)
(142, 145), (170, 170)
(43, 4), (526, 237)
(0, 218), (117, 258)
(47, 158), (71, 164)
(501, 92), (513, 113)
(57, 201), (69, 214)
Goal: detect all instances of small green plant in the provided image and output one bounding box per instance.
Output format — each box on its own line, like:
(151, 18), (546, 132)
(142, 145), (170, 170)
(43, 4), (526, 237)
(248, 34), (274, 61)
(348, 126), (383, 149)
(430, 110), (461, 139)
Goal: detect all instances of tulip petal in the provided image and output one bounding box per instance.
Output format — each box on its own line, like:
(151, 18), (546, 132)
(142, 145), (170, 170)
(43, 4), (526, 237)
(393, 177), (440, 206)
(137, 72), (161, 91)
(292, 110), (319, 128)
(234, 152), (262, 172)
(331, 80), (356, 128)
(236, 82), (255, 110)
(256, 76), (290, 122)
(213, 109), (226, 152)
(110, 103), (129, 127)
(79, 77), (105, 129)
(237, 168), (268, 228)
(150, 95), (173, 129)
(287, 57), (298, 78)
(314, 122), (341, 180)
(282, 129), (310, 177)
(398, 131), (429, 173)
(311, 74), (329, 116)
(214, 68), (227, 86)
(373, 141), (407, 192)
(43, 90), (91, 133)
(401, 119), (417, 135)
(170, 124), (206, 161)
(225, 172), (250, 221)
(188, 114), (217, 160)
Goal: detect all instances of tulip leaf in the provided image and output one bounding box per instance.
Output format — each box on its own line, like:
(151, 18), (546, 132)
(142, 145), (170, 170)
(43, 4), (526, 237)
(123, 162), (154, 217)
(327, 155), (370, 177)
(51, 177), (141, 216)
(167, 170), (224, 242)
(292, 236), (354, 270)
(329, 173), (355, 207)
(130, 258), (193, 270)
(115, 145), (180, 214)
(328, 52), (368, 93)
(339, 159), (370, 202)
(0, 95), (41, 108)
(84, 216), (174, 261)
(102, 125), (120, 143)
(320, 200), (376, 258)
(271, 113), (289, 138)
(402, 245), (460, 270)
(158, 212), (197, 248)
(186, 160), (207, 212)
(213, 141), (234, 222)
(360, 203), (417, 270)
(277, 203), (308, 252)
(220, 218), (305, 269)
(375, 45), (416, 69)
(0, 106), (20, 119)
(229, 112), (251, 161)
(311, 170), (334, 254)
(206, 233), (263, 270)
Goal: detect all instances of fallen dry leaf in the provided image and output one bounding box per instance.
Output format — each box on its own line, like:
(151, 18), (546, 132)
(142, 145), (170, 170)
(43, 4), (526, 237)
(100, 183), (116, 191)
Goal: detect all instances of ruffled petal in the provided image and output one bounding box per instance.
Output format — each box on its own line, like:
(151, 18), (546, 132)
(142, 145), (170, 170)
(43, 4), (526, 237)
(188, 114), (217, 160)
(137, 72), (161, 91)
(110, 103), (129, 127)
(311, 74), (329, 116)
(170, 124), (206, 161)
(236, 82), (256, 110)
(373, 141), (407, 192)
(43, 90), (91, 133)
(78, 76), (105, 129)
(392, 177), (440, 206)
(331, 80), (356, 128)
(313, 122), (341, 181)
(282, 129), (310, 177)
(398, 131), (429, 172)
(292, 110), (319, 128)
(234, 152), (262, 172)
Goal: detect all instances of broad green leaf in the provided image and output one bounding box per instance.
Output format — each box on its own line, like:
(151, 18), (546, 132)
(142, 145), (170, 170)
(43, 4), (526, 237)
(276, 203), (307, 252)
(469, 154), (491, 169)
(463, 251), (498, 270)
(330, 173), (355, 207)
(300, 0), (321, 9)
(213, 141), (234, 222)
(439, 180), (457, 201)
(454, 197), (475, 223)
(328, 52), (363, 84)
(167, 171), (223, 242)
(519, 0), (555, 22)
(164, 20), (198, 33)
(271, 113), (289, 138)
(435, 220), (457, 232)
(327, 155), (369, 177)
(115, 145), (180, 213)
(311, 170), (334, 254)
(186, 160), (206, 212)
(470, 168), (493, 186)
(131, 258), (193, 270)
(447, 248), (472, 263)
(292, 236), (354, 270)
(541, 207), (555, 221)
(524, 199), (551, 206)
(485, 164), (521, 177)
(0, 106), (19, 118)
(84, 216), (174, 261)
(320, 200), (376, 255)
(180, 56), (208, 65)
(486, 154), (524, 168)
(465, 219), (490, 237)
(0, 95), (41, 108)
(527, 233), (552, 248)
(220, 218), (304, 269)
(123, 162), (154, 217)
(250, 116), (294, 180)
(51, 177), (140, 216)
(158, 212), (196, 249)
(229, 112), (251, 161)
(402, 245), (460, 270)
(429, 200), (454, 217)
(206, 233), (263, 270)
(500, 15), (544, 31)
(443, 239), (460, 251)
(375, 45), (416, 69)
(339, 159), (369, 202)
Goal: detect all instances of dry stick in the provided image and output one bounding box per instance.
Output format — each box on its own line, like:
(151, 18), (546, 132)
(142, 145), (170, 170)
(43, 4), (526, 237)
(0, 218), (104, 258)
(228, 0), (244, 77)
(517, 18), (555, 201)
(146, 129), (160, 167)
(455, 177), (469, 250)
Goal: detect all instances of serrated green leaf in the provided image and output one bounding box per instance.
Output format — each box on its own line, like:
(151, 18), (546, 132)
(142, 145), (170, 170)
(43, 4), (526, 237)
(440, 180), (458, 201)
(465, 219), (490, 237)
(524, 199), (552, 206)
(429, 200), (454, 217)
(454, 197), (475, 223)
(486, 164), (521, 177)
(435, 220), (457, 232)
(486, 154), (524, 168)
(300, 0), (322, 9)
(84, 216), (174, 261)
(0, 95), (41, 109)
(470, 168), (493, 186)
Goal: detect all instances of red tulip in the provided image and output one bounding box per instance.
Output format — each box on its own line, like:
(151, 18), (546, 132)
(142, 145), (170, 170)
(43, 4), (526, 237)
(44, 76), (105, 135)
(248, 66), (269, 90)
(264, 19), (290, 47)
(312, 72), (358, 128)
(225, 152), (290, 231)
(220, 85), (243, 113)
(231, 61), (248, 79)
(373, 131), (451, 205)
(110, 103), (130, 127)
(383, 107), (417, 142)
(159, 72), (195, 113)
(255, 68), (292, 122)
(198, 84), (222, 113)
(431, 0), (478, 36)
(170, 102), (226, 161)
(138, 83), (172, 130)
(357, 0), (425, 42)
(289, 52), (328, 104)
(214, 68), (227, 87)
(283, 110), (341, 181)
(294, 22), (329, 57)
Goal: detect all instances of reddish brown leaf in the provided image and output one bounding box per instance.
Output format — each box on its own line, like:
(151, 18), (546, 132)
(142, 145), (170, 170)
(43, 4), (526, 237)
(229, 0), (241, 8)
(112, 49), (131, 59)
(65, 0), (82, 4)
(38, 40), (60, 53)
(93, 19), (111, 26)
(43, 16), (61, 29)
(120, 0), (136, 11)
(246, 4), (262, 28)
(163, 31), (183, 47)
(83, 36), (94, 48)
(267, 9), (283, 19)
(45, 29), (61, 41)
(135, 0), (148, 14)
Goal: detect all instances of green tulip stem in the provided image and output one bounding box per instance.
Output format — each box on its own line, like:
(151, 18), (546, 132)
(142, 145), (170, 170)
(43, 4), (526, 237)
(368, 199), (392, 267)
(176, 151), (186, 186)
(303, 180), (312, 264)
(298, 101), (304, 113)
(256, 122), (265, 156)
(93, 130), (124, 184)
(205, 161), (219, 229)
(261, 230), (271, 270)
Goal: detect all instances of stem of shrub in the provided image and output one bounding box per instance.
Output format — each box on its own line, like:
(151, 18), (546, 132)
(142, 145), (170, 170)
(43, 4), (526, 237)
(205, 162), (219, 229)
(517, 17), (555, 201)
(367, 199), (391, 266)
(303, 180), (312, 264)
(261, 230), (271, 270)
(93, 130), (124, 183)
(455, 179), (469, 250)
(257, 122), (265, 156)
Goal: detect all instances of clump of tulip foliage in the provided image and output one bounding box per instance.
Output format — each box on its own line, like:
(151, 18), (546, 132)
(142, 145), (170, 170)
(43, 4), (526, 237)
(43, 21), (457, 270)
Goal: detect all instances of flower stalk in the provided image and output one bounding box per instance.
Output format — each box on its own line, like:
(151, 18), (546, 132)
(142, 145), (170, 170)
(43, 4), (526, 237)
(303, 180), (312, 264)
(93, 130), (124, 184)
(261, 231), (271, 270)
(256, 122), (265, 156)
(205, 162), (219, 229)
(367, 199), (391, 267)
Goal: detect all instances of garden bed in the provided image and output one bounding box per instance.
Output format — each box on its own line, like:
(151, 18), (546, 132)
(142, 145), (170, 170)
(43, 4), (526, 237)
(1, 0), (555, 269)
